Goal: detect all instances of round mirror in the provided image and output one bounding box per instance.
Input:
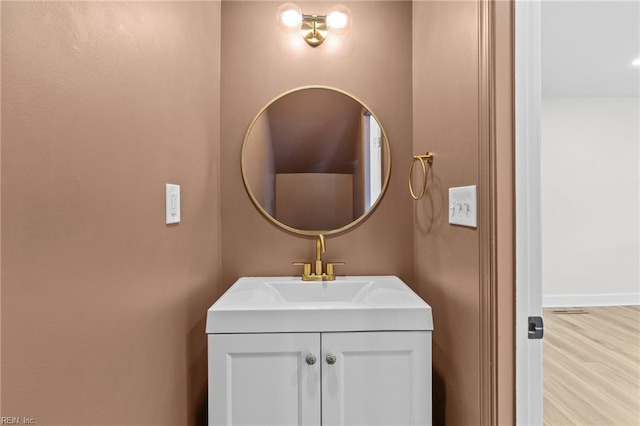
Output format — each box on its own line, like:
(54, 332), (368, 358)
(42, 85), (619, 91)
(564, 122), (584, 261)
(241, 86), (391, 235)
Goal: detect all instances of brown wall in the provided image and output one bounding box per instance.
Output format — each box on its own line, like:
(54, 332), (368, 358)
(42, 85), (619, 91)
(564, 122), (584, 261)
(1, 1), (221, 423)
(413, 1), (482, 424)
(1, 0), (515, 423)
(220, 1), (414, 285)
(412, 1), (515, 424)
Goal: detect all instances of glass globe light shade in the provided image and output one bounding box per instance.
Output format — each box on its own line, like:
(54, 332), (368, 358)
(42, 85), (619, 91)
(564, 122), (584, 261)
(326, 5), (352, 35)
(277, 3), (302, 33)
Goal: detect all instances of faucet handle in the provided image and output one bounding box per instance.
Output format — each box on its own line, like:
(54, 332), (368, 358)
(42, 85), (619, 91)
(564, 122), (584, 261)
(293, 262), (312, 277)
(326, 262), (345, 277)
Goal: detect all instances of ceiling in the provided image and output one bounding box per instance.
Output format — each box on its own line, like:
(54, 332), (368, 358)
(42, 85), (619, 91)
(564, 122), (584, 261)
(542, 0), (640, 97)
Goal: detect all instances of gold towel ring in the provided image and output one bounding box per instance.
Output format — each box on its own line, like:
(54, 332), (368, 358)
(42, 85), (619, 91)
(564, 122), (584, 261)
(408, 152), (434, 200)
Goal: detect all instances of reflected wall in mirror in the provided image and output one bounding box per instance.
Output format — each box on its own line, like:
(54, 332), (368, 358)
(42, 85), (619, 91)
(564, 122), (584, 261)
(241, 86), (391, 235)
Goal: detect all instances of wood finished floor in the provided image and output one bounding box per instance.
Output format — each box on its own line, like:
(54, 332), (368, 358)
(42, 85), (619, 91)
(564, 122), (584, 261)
(543, 306), (640, 426)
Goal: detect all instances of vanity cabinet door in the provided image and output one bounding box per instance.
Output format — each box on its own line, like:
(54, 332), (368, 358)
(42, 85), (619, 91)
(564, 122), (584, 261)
(321, 331), (432, 426)
(208, 333), (321, 426)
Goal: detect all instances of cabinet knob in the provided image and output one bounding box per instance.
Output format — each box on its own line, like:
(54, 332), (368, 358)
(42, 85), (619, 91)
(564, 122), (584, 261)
(325, 353), (337, 365)
(305, 353), (317, 365)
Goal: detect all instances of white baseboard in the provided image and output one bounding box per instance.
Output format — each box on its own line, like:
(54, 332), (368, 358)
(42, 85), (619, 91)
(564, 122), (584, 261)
(543, 293), (640, 308)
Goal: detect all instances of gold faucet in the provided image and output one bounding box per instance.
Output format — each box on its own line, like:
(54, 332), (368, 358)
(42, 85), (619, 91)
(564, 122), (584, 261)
(293, 235), (344, 281)
(314, 234), (325, 276)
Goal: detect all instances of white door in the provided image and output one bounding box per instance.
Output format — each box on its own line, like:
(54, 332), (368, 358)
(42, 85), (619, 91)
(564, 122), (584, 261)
(515, 0), (544, 424)
(208, 333), (321, 426)
(321, 331), (432, 426)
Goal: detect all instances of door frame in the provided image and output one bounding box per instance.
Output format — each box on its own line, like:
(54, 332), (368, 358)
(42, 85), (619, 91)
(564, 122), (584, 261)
(478, 0), (518, 424)
(515, 0), (544, 424)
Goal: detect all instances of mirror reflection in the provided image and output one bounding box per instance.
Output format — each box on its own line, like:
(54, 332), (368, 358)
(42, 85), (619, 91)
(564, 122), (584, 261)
(241, 86), (390, 234)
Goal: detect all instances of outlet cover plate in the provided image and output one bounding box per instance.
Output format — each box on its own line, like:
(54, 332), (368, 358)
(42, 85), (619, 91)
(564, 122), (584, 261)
(166, 184), (180, 224)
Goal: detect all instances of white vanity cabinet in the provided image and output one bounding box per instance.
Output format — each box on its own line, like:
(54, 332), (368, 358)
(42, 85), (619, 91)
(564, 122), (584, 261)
(321, 331), (431, 426)
(206, 276), (434, 426)
(208, 331), (431, 426)
(208, 333), (321, 426)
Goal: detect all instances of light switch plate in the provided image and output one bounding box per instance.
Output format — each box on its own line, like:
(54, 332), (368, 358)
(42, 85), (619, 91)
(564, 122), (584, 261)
(449, 185), (477, 228)
(166, 184), (180, 224)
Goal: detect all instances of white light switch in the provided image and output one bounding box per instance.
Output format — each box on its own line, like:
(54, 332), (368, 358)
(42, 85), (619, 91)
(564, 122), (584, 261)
(166, 184), (180, 224)
(449, 185), (477, 228)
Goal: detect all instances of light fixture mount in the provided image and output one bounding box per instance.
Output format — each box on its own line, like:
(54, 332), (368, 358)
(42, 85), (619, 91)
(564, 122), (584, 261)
(301, 15), (328, 47)
(277, 3), (352, 47)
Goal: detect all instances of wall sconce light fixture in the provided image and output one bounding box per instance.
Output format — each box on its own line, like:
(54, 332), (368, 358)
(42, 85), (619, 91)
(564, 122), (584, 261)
(276, 3), (352, 47)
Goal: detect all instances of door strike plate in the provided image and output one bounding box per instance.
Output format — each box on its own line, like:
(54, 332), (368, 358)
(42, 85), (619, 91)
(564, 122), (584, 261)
(528, 316), (544, 339)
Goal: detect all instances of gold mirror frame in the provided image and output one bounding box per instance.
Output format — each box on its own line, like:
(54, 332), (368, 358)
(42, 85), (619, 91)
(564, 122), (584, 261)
(240, 85), (392, 236)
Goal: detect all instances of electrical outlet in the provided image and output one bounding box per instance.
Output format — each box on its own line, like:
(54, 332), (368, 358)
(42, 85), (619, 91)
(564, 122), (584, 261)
(448, 185), (476, 228)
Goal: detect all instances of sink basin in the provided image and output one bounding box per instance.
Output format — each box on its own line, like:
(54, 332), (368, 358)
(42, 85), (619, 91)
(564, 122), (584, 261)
(266, 280), (373, 302)
(206, 276), (433, 333)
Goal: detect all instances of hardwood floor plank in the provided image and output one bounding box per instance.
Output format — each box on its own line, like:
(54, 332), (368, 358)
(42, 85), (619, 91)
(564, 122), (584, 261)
(543, 306), (640, 426)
